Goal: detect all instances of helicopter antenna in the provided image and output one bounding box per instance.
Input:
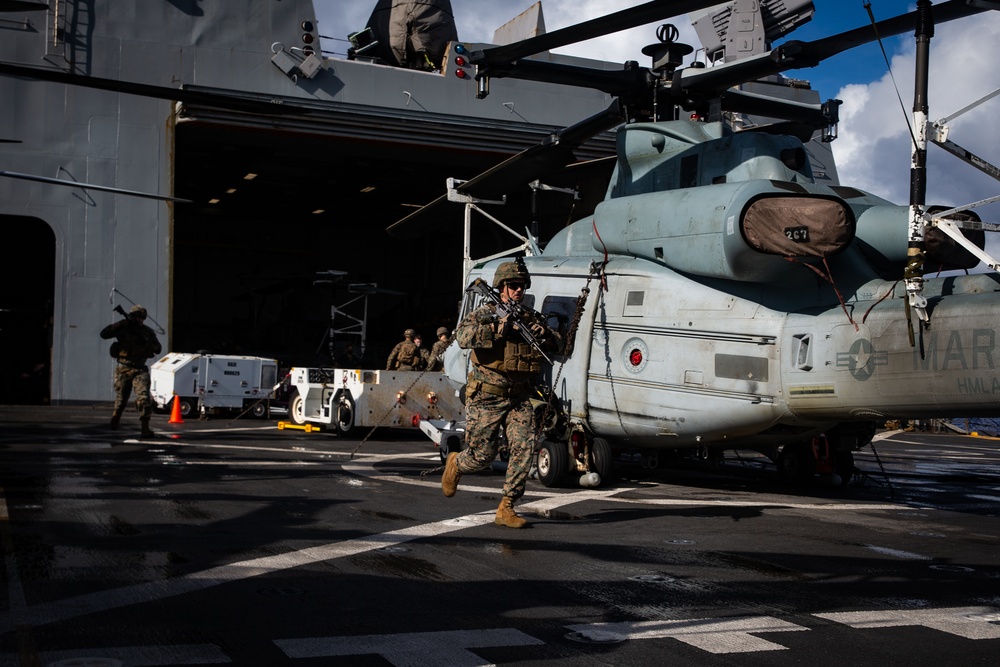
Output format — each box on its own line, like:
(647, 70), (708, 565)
(443, 177), (539, 290)
(864, 1), (919, 148)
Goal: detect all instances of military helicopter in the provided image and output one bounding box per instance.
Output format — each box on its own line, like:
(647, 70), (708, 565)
(389, 0), (1000, 487)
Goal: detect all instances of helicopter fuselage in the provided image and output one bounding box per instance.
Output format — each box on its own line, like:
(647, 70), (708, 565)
(449, 252), (1000, 452)
(444, 119), (998, 455)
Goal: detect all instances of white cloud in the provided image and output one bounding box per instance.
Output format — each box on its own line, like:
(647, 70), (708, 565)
(833, 13), (1000, 219)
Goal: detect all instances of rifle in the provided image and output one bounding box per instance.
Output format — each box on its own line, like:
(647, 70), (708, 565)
(467, 278), (553, 365)
(114, 304), (129, 319)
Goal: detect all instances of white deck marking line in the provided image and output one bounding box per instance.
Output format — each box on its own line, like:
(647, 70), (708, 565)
(565, 616), (809, 653)
(38, 643), (231, 665)
(161, 440), (913, 510)
(862, 545), (932, 560)
(0, 481), (616, 633)
(275, 628), (545, 666)
(0, 440), (918, 633)
(816, 606), (1000, 639)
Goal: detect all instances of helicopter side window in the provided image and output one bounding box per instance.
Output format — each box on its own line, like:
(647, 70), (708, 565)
(680, 155), (698, 188)
(540, 296), (577, 345)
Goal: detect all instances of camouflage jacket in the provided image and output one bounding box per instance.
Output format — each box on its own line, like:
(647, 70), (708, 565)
(428, 338), (450, 371)
(456, 302), (560, 389)
(100, 319), (162, 367)
(386, 339), (419, 369)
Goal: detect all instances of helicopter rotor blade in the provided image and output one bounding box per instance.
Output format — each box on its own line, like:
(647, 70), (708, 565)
(457, 100), (622, 201)
(470, 0), (721, 68)
(672, 0), (995, 107)
(468, 0), (997, 123)
(387, 100), (624, 239)
(0, 61), (317, 116)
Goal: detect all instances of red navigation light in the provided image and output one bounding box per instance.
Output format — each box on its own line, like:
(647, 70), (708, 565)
(629, 348), (643, 367)
(454, 68), (467, 79)
(454, 56), (466, 67)
(411, 415), (422, 427)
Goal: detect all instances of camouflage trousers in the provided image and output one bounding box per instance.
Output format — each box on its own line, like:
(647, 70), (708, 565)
(455, 391), (537, 500)
(113, 364), (152, 419)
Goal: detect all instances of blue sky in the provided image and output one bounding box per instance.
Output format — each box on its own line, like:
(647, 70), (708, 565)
(316, 1), (1000, 237)
(776, 1), (917, 100)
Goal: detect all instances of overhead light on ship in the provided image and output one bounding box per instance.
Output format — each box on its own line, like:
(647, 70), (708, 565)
(301, 19), (315, 54)
(243, 173), (257, 180)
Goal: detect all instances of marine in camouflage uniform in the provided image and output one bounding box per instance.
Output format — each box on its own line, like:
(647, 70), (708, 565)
(441, 260), (561, 528)
(386, 328), (420, 370)
(412, 335), (429, 371)
(100, 305), (162, 435)
(427, 326), (451, 372)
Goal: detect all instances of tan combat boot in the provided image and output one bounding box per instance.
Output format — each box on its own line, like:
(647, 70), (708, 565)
(441, 452), (461, 497)
(495, 496), (527, 529)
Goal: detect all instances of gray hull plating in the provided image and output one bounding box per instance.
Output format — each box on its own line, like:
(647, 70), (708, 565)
(0, 1), (614, 402)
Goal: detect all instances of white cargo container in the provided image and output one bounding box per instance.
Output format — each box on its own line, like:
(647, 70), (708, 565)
(150, 353), (279, 418)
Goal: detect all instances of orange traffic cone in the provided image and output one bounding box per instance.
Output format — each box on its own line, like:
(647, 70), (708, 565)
(169, 395), (185, 424)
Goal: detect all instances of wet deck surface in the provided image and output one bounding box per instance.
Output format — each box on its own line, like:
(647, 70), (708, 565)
(1, 406), (999, 666)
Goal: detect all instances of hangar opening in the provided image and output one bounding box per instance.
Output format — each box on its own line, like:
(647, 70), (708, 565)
(0, 216), (54, 404)
(171, 106), (613, 368)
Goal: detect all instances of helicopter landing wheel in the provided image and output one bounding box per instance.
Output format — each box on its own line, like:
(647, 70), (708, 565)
(589, 437), (613, 484)
(833, 450), (855, 486)
(641, 450), (659, 470)
(439, 434), (463, 464)
(777, 441), (816, 482)
(537, 441), (567, 487)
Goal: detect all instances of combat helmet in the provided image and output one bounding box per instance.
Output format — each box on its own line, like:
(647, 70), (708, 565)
(129, 305), (148, 318)
(492, 258), (531, 289)
(403, 328), (415, 338)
